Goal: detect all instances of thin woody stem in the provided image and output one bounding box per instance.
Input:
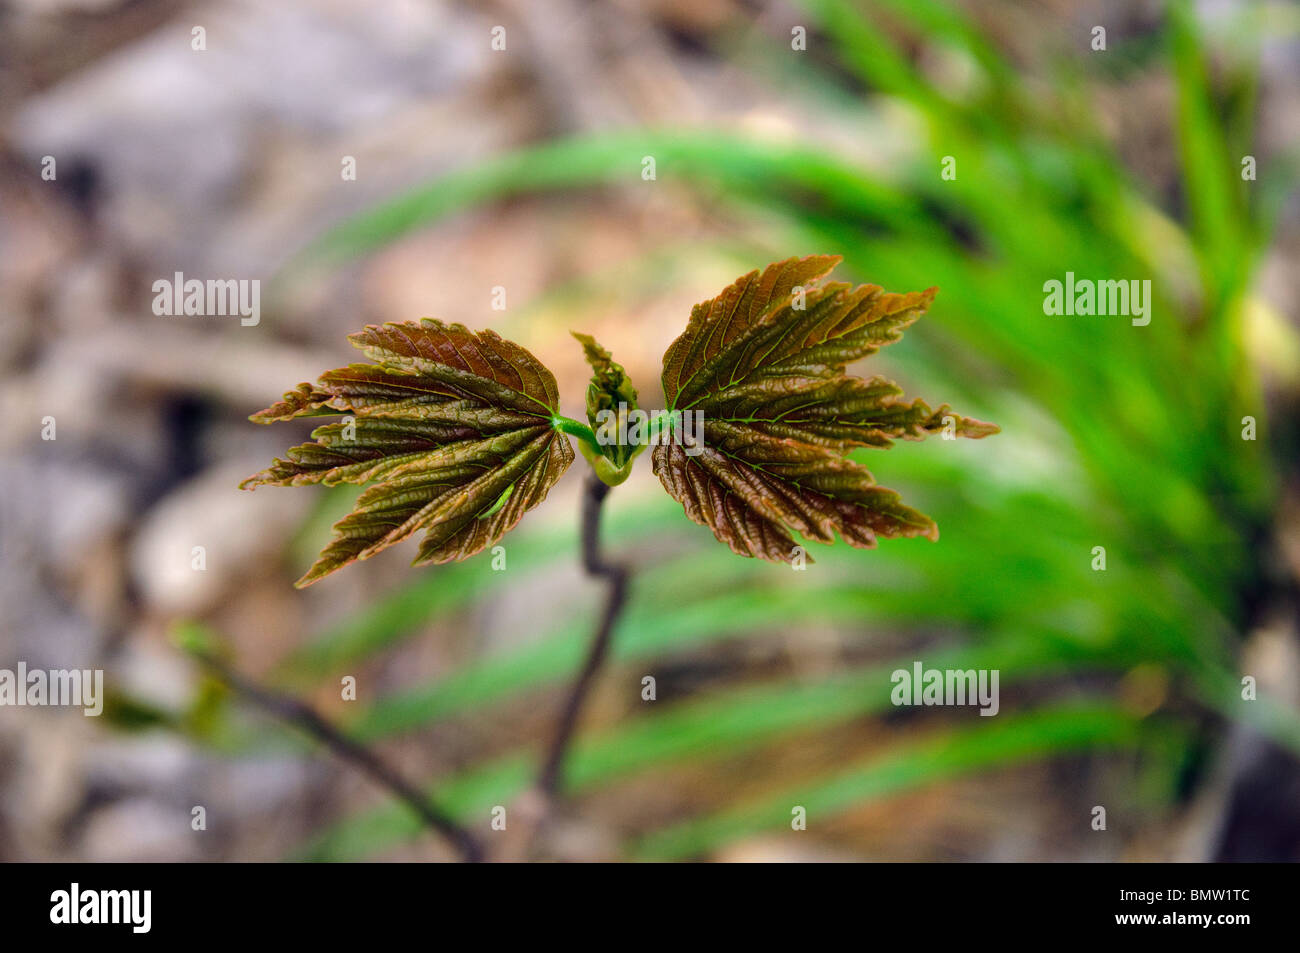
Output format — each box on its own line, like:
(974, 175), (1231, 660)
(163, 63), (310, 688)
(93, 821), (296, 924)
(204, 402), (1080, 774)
(536, 471), (630, 799)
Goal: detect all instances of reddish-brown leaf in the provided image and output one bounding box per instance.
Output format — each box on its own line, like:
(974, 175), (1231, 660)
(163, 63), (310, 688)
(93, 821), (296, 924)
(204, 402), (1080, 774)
(242, 319), (573, 586)
(654, 256), (997, 562)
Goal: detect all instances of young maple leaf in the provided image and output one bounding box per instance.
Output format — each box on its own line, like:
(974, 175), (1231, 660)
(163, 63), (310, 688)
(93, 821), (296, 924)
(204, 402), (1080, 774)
(652, 254), (998, 563)
(244, 255), (996, 585)
(241, 319), (573, 586)
(571, 331), (640, 484)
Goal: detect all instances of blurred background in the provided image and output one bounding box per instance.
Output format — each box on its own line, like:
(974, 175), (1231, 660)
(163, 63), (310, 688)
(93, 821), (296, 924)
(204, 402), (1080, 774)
(1, 0), (1298, 862)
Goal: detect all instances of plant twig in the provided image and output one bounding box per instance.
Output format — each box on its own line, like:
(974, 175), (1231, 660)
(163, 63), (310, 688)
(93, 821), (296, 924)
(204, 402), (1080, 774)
(536, 471), (630, 799)
(193, 650), (484, 863)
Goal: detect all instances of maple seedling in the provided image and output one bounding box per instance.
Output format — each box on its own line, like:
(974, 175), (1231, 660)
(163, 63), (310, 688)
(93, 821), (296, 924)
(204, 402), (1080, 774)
(242, 255), (998, 586)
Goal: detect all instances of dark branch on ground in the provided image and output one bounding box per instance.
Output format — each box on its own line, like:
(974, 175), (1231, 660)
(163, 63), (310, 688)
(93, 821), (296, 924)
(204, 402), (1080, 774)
(193, 650), (484, 863)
